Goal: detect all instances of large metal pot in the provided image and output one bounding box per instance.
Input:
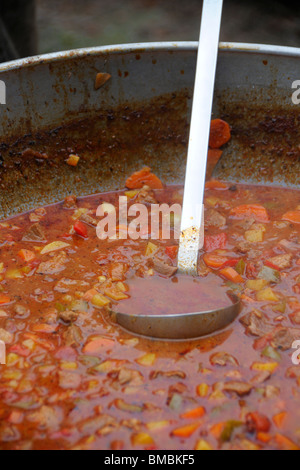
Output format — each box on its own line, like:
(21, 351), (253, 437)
(0, 42), (299, 219)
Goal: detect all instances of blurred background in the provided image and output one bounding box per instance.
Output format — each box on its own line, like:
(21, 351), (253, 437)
(1, 0), (300, 62)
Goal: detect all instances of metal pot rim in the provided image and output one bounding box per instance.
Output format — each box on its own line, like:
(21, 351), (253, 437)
(1, 41), (300, 73)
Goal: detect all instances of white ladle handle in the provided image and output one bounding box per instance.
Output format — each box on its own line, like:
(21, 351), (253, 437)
(178, 0), (223, 275)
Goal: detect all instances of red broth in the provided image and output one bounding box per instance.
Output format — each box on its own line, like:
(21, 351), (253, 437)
(0, 183), (300, 450)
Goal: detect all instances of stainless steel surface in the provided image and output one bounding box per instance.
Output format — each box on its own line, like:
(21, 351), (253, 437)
(0, 42), (300, 220)
(178, 0), (223, 276)
(114, 293), (240, 340)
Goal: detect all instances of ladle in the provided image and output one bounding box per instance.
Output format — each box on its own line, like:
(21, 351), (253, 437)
(114, 0), (241, 339)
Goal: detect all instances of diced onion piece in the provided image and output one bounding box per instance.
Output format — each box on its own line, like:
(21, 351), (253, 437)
(99, 202), (115, 215)
(256, 288), (279, 302)
(246, 279), (269, 291)
(145, 242), (158, 257)
(251, 362), (279, 373)
(41, 241), (69, 255)
(91, 294), (111, 308)
(131, 432), (154, 446)
(136, 353), (156, 366)
(146, 421), (170, 431)
(245, 229), (264, 243)
(195, 439), (213, 450)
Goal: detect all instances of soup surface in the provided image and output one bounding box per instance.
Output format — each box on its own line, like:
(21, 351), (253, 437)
(0, 170), (300, 450)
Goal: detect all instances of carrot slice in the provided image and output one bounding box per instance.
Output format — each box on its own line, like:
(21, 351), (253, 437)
(275, 433), (299, 450)
(203, 253), (228, 269)
(32, 324), (58, 334)
(220, 267), (244, 284)
(209, 119), (231, 149)
(207, 149), (223, 164)
(0, 294), (10, 305)
(206, 150), (224, 180)
(256, 432), (272, 444)
(83, 289), (98, 301)
(172, 423), (200, 438)
(282, 211), (300, 224)
(18, 249), (36, 262)
(126, 167), (163, 190)
(230, 204), (270, 222)
(165, 246), (178, 260)
(181, 406), (206, 420)
(210, 422), (225, 440)
(205, 180), (229, 190)
(273, 412), (287, 429)
(83, 337), (114, 355)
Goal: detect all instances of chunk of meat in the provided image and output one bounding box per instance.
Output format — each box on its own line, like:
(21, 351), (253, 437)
(250, 371), (271, 385)
(235, 218), (255, 230)
(63, 324), (83, 347)
(210, 352), (239, 367)
(79, 415), (117, 435)
(29, 208), (46, 223)
(152, 257), (177, 278)
(245, 261), (261, 279)
(37, 252), (68, 275)
(14, 304), (30, 317)
(246, 412), (271, 433)
(240, 310), (273, 338)
(197, 258), (210, 277)
(267, 253), (292, 270)
(270, 327), (300, 351)
(168, 382), (187, 395)
(58, 310), (79, 324)
(223, 381), (253, 397)
(27, 406), (61, 431)
(40, 307), (58, 325)
(205, 209), (226, 228)
(63, 195), (77, 209)
(235, 241), (261, 259)
(79, 212), (97, 227)
(109, 262), (128, 282)
(135, 185), (157, 204)
(113, 368), (144, 387)
(150, 370), (186, 380)
(22, 224), (46, 242)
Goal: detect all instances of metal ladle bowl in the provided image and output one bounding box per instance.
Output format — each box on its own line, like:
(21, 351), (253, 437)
(114, 293), (240, 340)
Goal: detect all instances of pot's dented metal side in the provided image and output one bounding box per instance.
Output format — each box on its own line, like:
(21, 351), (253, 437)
(0, 42), (299, 219)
